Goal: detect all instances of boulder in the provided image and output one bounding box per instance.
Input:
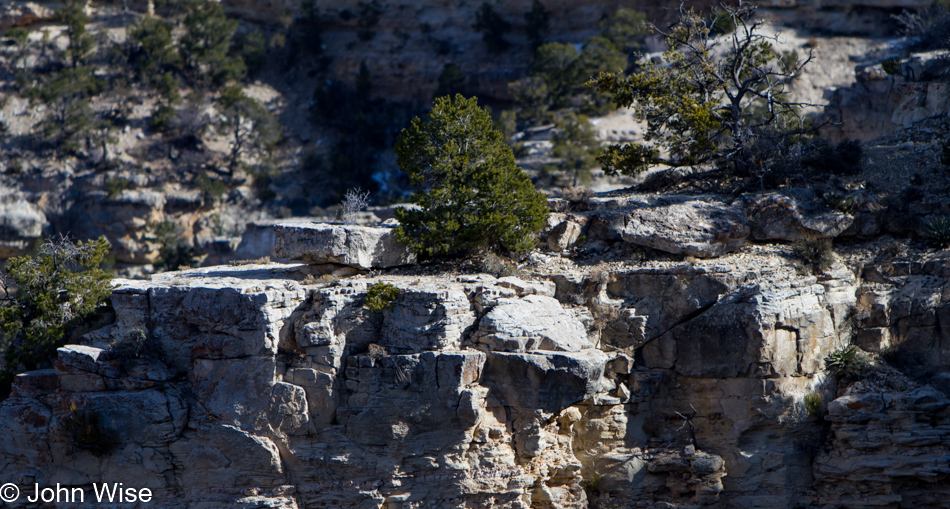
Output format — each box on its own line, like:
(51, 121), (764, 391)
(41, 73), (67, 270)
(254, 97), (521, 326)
(620, 196), (749, 258)
(474, 295), (592, 353)
(547, 220), (582, 251)
(0, 186), (47, 258)
(483, 349), (608, 413)
(273, 222), (415, 269)
(741, 191), (853, 241)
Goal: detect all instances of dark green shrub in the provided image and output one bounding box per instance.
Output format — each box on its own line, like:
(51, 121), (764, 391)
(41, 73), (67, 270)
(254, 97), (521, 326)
(216, 86), (280, 173)
(824, 346), (869, 380)
(434, 63), (465, 100)
(599, 8), (647, 60)
(62, 404), (118, 457)
(57, 0), (95, 66)
(793, 235), (834, 273)
(803, 391), (822, 417)
(473, 3), (511, 54)
(5, 26), (29, 45)
(551, 112), (599, 186)
(803, 139), (863, 175)
(105, 177), (129, 198)
(524, 0), (549, 49)
(241, 29), (267, 75)
(922, 216), (950, 249)
(149, 103), (177, 132)
(1, 236), (112, 396)
(179, 0), (244, 86)
(364, 282), (399, 312)
(127, 16), (180, 82)
(881, 57), (901, 75)
(195, 172), (227, 199)
(394, 95), (548, 257)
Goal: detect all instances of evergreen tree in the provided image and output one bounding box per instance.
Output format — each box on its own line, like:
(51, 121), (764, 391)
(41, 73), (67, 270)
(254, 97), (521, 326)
(1, 236), (112, 396)
(127, 15), (180, 82)
(524, 0), (550, 49)
(180, 0), (244, 86)
(473, 3), (511, 54)
(394, 95), (548, 257)
(434, 63), (465, 99)
(27, 66), (105, 151)
(589, 4), (812, 177)
(216, 86), (280, 172)
(58, 0), (95, 67)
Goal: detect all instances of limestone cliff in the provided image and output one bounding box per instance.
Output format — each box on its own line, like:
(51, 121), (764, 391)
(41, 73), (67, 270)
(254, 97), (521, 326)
(4, 192), (950, 508)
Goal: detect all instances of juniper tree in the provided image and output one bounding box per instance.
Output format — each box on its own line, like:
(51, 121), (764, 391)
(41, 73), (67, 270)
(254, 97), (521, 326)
(58, 0), (96, 67)
(127, 15), (181, 82)
(473, 3), (511, 54)
(27, 66), (105, 152)
(1, 236), (112, 395)
(589, 2), (813, 178)
(180, 0), (244, 86)
(216, 86), (280, 172)
(524, 0), (550, 49)
(394, 95), (548, 257)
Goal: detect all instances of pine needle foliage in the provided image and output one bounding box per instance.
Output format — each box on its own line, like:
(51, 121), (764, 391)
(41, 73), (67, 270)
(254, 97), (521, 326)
(394, 95), (548, 257)
(589, 2), (813, 177)
(1, 236), (112, 395)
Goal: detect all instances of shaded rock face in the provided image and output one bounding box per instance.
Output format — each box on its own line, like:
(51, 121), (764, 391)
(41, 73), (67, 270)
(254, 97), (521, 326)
(5, 252), (950, 507)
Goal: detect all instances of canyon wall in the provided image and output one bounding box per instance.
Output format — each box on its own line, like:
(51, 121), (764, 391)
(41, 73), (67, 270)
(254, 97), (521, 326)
(4, 195), (950, 508)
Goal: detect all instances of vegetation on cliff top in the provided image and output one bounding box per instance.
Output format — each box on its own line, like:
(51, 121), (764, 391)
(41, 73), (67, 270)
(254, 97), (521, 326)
(394, 95), (548, 257)
(0, 236), (113, 396)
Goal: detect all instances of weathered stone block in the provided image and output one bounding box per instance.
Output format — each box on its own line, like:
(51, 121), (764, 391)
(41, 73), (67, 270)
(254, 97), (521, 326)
(273, 222), (415, 269)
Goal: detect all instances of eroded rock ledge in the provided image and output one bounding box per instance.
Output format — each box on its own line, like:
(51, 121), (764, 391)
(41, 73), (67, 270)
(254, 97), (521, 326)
(3, 213), (950, 507)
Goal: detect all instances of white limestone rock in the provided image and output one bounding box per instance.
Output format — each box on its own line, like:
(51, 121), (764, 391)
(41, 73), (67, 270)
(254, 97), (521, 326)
(273, 222), (415, 269)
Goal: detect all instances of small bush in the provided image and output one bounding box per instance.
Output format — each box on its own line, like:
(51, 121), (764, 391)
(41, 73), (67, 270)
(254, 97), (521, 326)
(341, 188), (370, 224)
(364, 282), (399, 312)
(921, 216), (950, 249)
(881, 57), (901, 75)
(229, 256), (271, 266)
(824, 346), (870, 380)
(196, 172), (227, 200)
(480, 253), (521, 278)
(792, 235), (835, 273)
(803, 391), (822, 417)
(62, 403), (118, 457)
(1, 236), (112, 396)
(583, 472), (603, 498)
(105, 177), (129, 198)
(803, 139), (863, 175)
(148, 104), (177, 133)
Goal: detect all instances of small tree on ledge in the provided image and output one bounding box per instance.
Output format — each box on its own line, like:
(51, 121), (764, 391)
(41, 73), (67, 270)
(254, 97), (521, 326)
(588, 2), (813, 178)
(394, 95), (548, 258)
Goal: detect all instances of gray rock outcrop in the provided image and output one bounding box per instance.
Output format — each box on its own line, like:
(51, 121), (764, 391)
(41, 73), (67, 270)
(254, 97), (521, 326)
(273, 222), (416, 269)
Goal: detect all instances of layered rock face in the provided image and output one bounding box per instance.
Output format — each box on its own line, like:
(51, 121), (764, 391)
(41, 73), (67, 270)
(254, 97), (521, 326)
(4, 211), (950, 507)
(212, 0), (929, 102)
